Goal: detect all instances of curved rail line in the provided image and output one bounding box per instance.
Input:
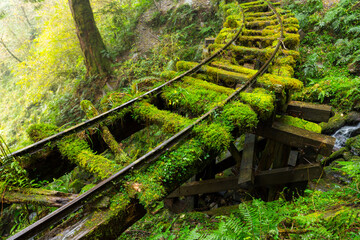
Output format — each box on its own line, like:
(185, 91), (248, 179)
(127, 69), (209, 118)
(8, 1), (283, 239)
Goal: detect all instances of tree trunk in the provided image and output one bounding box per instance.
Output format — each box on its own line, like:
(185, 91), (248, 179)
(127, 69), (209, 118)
(68, 0), (111, 78)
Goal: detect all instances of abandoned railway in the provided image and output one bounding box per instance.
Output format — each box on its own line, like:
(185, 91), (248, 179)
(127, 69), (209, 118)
(4, 0), (336, 239)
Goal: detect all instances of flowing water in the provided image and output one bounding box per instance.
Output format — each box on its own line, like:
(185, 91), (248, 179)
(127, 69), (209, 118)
(332, 122), (360, 149)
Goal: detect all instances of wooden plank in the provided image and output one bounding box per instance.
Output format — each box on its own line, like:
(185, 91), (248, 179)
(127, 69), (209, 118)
(229, 143), (242, 165)
(167, 164), (322, 198)
(256, 121), (335, 156)
(288, 150), (298, 166)
(238, 134), (255, 185)
(287, 101), (332, 123)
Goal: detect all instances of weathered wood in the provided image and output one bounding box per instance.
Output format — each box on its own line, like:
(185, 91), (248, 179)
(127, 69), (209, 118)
(288, 150), (298, 166)
(229, 143), (242, 165)
(287, 101), (332, 123)
(255, 121), (335, 156)
(81, 100), (127, 163)
(238, 134), (255, 185)
(204, 37), (215, 47)
(1, 187), (77, 207)
(167, 164), (322, 198)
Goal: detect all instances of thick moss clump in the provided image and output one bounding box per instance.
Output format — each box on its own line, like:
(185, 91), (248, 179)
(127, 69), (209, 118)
(162, 81), (228, 116)
(220, 101), (259, 132)
(57, 136), (120, 179)
(277, 115), (322, 133)
(160, 70), (181, 80)
(210, 61), (257, 76)
(127, 139), (205, 206)
(257, 73), (303, 92)
(26, 123), (59, 142)
(223, 15), (242, 29)
(132, 101), (192, 133)
(194, 122), (233, 153)
(239, 88), (275, 120)
(80, 100), (98, 119)
(215, 28), (238, 44)
(183, 77), (234, 95)
(176, 61), (249, 85)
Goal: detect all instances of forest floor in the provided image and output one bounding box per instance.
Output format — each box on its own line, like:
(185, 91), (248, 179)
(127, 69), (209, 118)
(134, 0), (212, 56)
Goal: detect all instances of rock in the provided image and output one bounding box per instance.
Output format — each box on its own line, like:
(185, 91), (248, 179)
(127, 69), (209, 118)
(322, 147), (347, 165)
(345, 135), (360, 155)
(346, 111), (360, 124)
(343, 151), (353, 161)
(320, 112), (346, 134)
(348, 60), (360, 75)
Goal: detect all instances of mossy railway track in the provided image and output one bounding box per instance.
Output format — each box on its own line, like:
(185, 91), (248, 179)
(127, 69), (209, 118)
(6, 1), (335, 239)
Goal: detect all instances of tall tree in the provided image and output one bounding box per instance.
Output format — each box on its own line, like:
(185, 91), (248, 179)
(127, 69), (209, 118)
(68, 0), (111, 78)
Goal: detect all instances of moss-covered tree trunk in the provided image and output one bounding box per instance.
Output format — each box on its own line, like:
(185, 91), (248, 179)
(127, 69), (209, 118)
(68, 0), (111, 78)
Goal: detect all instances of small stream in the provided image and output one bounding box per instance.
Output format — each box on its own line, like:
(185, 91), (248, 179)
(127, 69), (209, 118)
(332, 122), (360, 149)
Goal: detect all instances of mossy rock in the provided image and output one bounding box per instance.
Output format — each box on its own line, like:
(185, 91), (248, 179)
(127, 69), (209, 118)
(345, 135), (360, 155)
(320, 112), (346, 134)
(322, 147), (347, 165)
(26, 123), (59, 142)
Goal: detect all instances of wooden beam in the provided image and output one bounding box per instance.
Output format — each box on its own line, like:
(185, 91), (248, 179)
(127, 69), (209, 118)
(287, 101), (332, 123)
(255, 121), (335, 156)
(238, 134), (255, 186)
(167, 164), (322, 198)
(1, 187), (77, 207)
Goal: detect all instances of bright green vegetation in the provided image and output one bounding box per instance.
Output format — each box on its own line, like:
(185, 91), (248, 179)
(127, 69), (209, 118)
(288, 0), (360, 111)
(277, 115), (322, 133)
(122, 180), (360, 239)
(239, 88), (275, 120)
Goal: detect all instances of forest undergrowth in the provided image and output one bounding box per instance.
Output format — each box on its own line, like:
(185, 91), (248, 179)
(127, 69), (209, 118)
(1, 0), (360, 239)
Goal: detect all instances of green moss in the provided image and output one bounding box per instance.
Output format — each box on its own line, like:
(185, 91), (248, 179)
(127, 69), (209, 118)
(100, 92), (133, 112)
(57, 136), (120, 179)
(127, 139), (205, 207)
(160, 70), (181, 80)
(183, 77), (235, 95)
(194, 122), (233, 153)
(176, 61), (249, 85)
(239, 88), (275, 120)
(161, 81), (229, 116)
(257, 73), (303, 92)
(132, 101), (192, 133)
(220, 101), (259, 132)
(80, 100), (98, 119)
(223, 15), (242, 29)
(345, 135), (360, 155)
(210, 61), (257, 76)
(277, 115), (322, 133)
(215, 28), (238, 44)
(26, 123), (59, 142)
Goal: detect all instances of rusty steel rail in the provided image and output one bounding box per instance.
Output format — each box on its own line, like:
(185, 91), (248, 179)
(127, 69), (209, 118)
(8, 1), (283, 239)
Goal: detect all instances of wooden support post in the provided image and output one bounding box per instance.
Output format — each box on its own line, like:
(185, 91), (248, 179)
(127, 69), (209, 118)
(81, 100), (128, 163)
(256, 121), (336, 156)
(238, 134), (255, 186)
(287, 101), (333, 123)
(167, 164), (323, 198)
(229, 142), (242, 166)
